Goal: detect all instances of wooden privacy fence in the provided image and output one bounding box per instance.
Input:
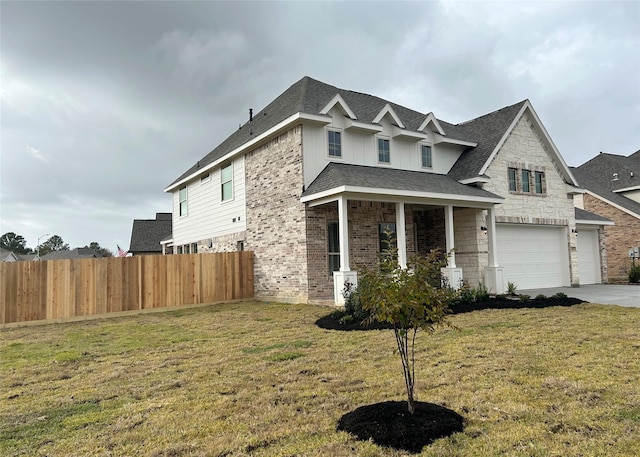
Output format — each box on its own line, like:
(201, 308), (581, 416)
(0, 252), (254, 324)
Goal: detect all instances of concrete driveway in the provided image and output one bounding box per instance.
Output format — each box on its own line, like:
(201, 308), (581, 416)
(519, 284), (639, 307)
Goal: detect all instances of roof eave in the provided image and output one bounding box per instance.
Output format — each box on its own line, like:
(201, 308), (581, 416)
(165, 112), (330, 192)
(301, 185), (504, 208)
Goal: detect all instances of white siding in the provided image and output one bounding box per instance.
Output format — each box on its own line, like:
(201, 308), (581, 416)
(172, 156), (247, 246)
(302, 108), (465, 187)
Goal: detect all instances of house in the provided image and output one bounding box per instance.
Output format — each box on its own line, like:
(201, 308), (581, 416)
(128, 212), (173, 255)
(40, 247), (102, 261)
(165, 76), (598, 304)
(1, 247), (19, 262)
(572, 151), (640, 282)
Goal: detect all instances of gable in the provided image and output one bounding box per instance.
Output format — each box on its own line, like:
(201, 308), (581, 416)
(481, 112), (576, 221)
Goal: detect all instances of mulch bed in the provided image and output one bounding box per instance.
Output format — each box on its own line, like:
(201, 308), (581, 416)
(324, 294), (585, 451)
(337, 400), (464, 453)
(316, 295), (586, 331)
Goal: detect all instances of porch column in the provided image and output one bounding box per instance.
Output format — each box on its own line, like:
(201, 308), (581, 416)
(487, 207), (498, 267)
(338, 195), (350, 271)
(484, 207), (505, 293)
(441, 205), (463, 288)
(396, 201), (407, 269)
(333, 195), (357, 303)
(444, 205), (456, 267)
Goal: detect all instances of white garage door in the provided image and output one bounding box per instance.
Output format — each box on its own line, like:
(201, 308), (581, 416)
(497, 224), (570, 289)
(577, 229), (601, 284)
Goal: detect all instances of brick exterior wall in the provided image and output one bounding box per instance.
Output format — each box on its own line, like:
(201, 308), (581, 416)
(482, 112), (579, 286)
(583, 193), (640, 282)
(243, 125), (310, 302)
(305, 201), (418, 302)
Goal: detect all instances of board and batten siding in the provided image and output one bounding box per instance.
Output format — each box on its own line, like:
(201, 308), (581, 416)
(301, 108), (465, 188)
(172, 156), (247, 246)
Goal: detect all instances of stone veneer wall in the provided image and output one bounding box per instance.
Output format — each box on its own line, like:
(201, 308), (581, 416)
(453, 208), (488, 287)
(482, 112), (579, 286)
(583, 193), (640, 282)
(243, 125), (310, 302)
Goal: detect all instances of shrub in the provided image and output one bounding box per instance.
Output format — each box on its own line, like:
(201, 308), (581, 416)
(458, 283), (476, 304)
(495, 293), (507, 300)
(476, 282), (490, 302)
(456, 282), (489, 304)
(629, 264), (640, 283)
(519, 294), (531, 303)
(342, 280), (372, 324)
(535, 294), (547, 300)
(553, 292), (568, 300)
(507, 281), (517, 296)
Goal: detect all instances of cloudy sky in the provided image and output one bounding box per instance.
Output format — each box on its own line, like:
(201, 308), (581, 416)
(1, 1), (639, 252)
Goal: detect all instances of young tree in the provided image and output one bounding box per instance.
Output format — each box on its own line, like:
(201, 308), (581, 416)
(38, 235), (70, 256)
(355, 237), (458, 415)
(0, 232), (33, 254)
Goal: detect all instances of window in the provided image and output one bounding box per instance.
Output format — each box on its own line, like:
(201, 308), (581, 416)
(328, 130), (341, 157)
(179, 186), (188, 216)
(200, 173), (211, 184)
(421, 144), (432, 168)
(184, 244), (190, 254)
(327, 221), (340, 275)
(177, 246), (183, 254)
(379, 222), (397, 253)
(191, 243), (198, 254)
(508, 168), (517, 192)
(221, 163), (233, 201)
(535, 171), (545, 194)
(522, 169), (531, 193)
(378, 138), (390, 163)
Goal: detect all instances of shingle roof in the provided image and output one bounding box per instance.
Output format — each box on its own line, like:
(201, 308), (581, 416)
(129, 215), (173, 253)
(574, 207), (613, 223)
(302, 162), (503, 202)
(167, 76), (527, 188)
(446, 101), (528, 181)
(571, 152), (640, 216)
(41, 248), (101, 260)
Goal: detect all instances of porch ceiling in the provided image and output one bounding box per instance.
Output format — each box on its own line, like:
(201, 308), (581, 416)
(301, 162), (504, 208)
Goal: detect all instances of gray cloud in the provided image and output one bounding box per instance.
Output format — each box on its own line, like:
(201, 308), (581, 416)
(1, 0), (638, 250)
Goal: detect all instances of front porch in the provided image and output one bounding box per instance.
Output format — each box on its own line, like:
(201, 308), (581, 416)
(303, 197), (506, 303)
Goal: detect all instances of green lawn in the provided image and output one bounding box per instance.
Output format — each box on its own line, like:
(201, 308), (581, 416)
(1, 301), (639, 456)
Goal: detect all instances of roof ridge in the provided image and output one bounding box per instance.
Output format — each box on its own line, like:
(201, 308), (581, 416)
(457, 99), (527, 126)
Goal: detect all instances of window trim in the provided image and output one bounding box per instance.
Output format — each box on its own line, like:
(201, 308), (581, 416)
(327, 128), (342, 158)
(508, 165), (546, 197)
(377, 136), (391, 164)
(521, 169), (531, 193)
(508, 168), (518, 192)
(221, 163), (234, 202)
(327, 220), (340, 275)
(179, 186), (188, 217)
(534, 171), (545, 194)
(420, 143), (433, 169)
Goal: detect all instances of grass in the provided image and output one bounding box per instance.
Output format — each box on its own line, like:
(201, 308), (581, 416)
(1, 301), (639, 456)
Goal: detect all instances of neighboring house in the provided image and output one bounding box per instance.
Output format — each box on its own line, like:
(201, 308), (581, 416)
(572, 151), (640, 282)
(1, 247), (19, 262)
(165, 76), (595, 304)
(129, 212), (173, 255)
(40, 248), (102, 261)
